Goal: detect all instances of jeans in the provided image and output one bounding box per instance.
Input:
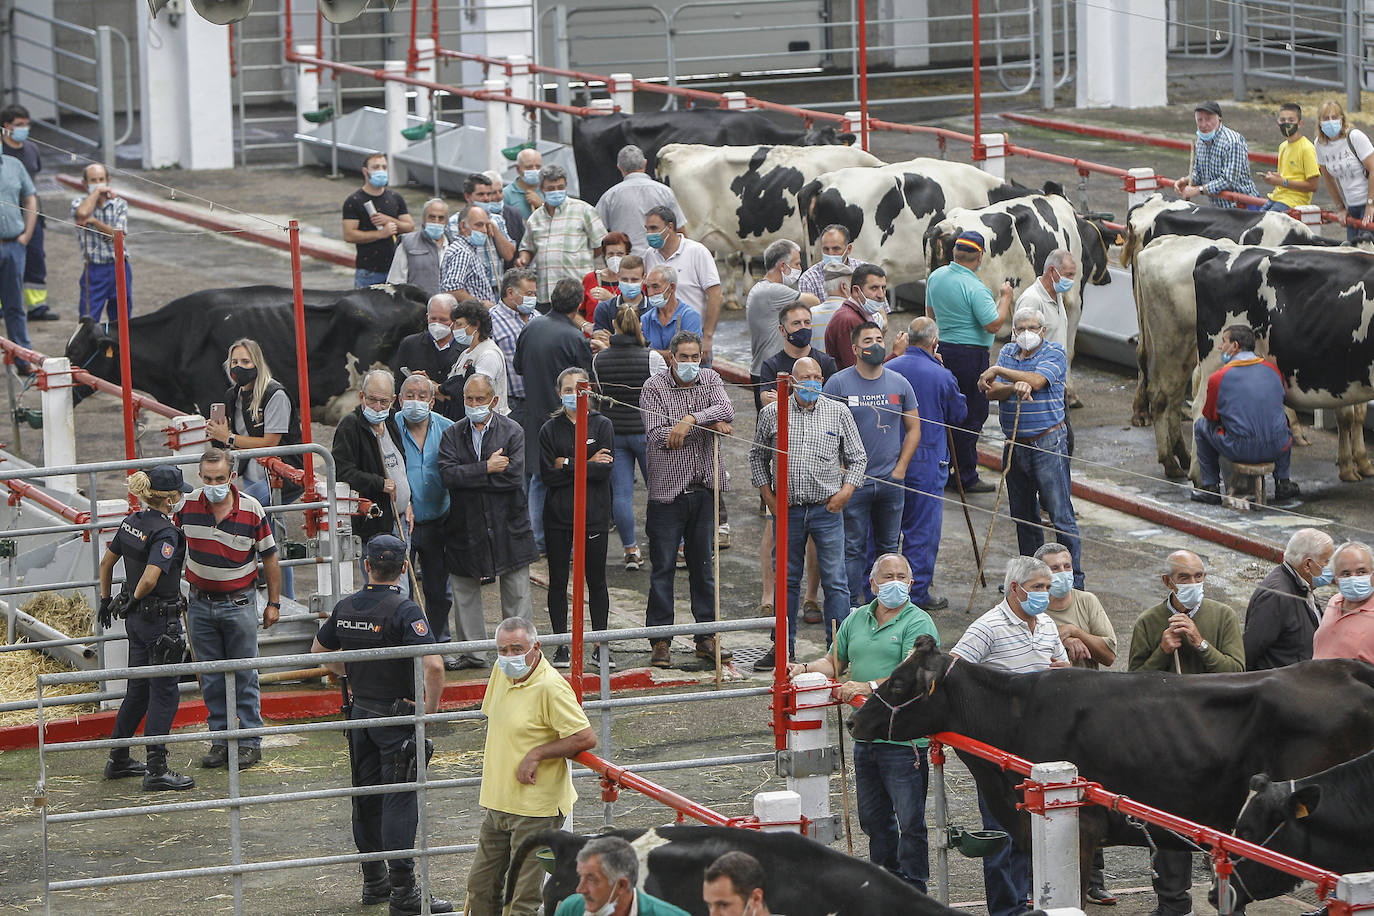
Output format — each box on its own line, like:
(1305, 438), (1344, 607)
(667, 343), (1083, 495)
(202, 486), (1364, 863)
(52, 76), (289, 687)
(354, 267), (389, 287)
(1261, 198), (1291, 211)
(0, 239), (30, 354)
(646, 490), (717, 634)
(780, 502), (849, 656)
(526, 471), (546, 554)
(545, 525), (609, 633)
(979, 790), (1031, 916)
(853, 741), (930, 891)
(240, 478), (294, 599)
(901, 448), (947, 606)
(1193, 417), (1292, 486)
(1004, 426), (1084, 589)
(111, 609), (182, 761)
(187, 589), (263, 747)
(611, 432), (648, 550)
(348, 705), (419, 876)
(941, 343), (990, 488)
(842, 478), (904, 605)
(409, 519), (453, 642)
(1152, 848), (1195, 915)
(1348, 203), (1368, 242)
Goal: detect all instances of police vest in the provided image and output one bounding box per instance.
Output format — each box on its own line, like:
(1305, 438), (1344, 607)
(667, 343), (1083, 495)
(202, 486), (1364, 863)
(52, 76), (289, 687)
(334, 586), (415, 702)
(113, 510), (185, 599)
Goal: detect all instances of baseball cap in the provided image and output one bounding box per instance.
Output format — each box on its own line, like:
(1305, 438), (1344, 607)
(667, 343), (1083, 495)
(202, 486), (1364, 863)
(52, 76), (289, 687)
(365, 534), (407, 563)
(1195, 100), (1223, 117)
(147, 465), (193, 493)
(954, 231), (986, 253)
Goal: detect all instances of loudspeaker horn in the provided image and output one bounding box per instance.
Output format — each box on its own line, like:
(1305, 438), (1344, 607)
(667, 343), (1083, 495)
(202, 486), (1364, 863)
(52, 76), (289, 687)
(189, 0), (255, 25)
(317, 0), (381, 24)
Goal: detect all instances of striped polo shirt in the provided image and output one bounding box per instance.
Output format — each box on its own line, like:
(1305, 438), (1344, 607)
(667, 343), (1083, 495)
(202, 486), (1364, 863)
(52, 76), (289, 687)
(176, 487), (277, 593)
(994, 340), (1067, 438)
(951, 601), (1067, 672)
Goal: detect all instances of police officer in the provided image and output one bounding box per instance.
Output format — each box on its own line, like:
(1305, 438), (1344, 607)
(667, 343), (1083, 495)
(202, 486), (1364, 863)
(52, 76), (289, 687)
(311, 534), (453, 916)
(98, 465), (196, 791)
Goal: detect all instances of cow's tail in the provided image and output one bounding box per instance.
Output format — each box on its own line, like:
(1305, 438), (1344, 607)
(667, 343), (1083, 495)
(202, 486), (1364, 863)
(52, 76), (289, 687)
(1120, 226), (1140, 269)
(504, 829), (573, 906)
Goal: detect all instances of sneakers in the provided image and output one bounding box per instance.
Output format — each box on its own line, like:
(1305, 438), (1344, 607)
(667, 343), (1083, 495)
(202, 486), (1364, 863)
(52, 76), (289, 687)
(951, 476), (996, 493)
(1274, 478), (1301, 501)
(27, 307), (60, 322)
(650, 640), (672, 668)
(717, 524), (731, 549)
(801, 599), (823, 624)
(143, 762), (196, 791)
(237, 745), (262, 769)
(624, 548), (642, 571)
(552, 645), (571, 668)
(200, 745), (229, 769)
(695, 636), (732, 661)
(104, 753), (147, 779)
(753, 646), (778, 672)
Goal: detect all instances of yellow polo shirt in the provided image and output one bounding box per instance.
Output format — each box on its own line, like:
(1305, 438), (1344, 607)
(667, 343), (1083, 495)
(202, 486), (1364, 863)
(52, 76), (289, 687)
(1270, 136), (1320, 207)
(479, 655), (591, 816)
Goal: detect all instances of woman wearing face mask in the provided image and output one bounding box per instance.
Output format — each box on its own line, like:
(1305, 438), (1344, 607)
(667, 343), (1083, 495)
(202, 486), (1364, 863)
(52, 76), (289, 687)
(1314, 100), (1374, 241)
(207, 338), (302, 597)
(1313, 541), (1374, 663)
(537, 368), (616, 668)
(441, 300), (510, 420)
(580, 232), (631, 330)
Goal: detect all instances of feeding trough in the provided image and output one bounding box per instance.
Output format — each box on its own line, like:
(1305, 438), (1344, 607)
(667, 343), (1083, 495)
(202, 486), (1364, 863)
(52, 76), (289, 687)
(393, 125), (580, 198)
(294, 106), (459, 175)
(946, 824), (1009, 858)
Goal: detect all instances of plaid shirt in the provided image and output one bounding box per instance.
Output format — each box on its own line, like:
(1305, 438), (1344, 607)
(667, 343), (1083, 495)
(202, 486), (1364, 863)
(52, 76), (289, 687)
(70, 194), (127, 264)
(519, 198), (607, 301)
(439, 238), (494, 301)
(447, 214), (507, 296)
(1192, 125), (1260, 208)
(750, 395), (867, 504)
(798, 256), (870, 300)
(641, 367), (734, 502)
(489, 301), (530, 398)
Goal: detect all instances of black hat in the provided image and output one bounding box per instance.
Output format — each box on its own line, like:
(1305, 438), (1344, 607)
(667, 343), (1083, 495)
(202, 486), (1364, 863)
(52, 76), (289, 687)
(147, 465), (193, 493)
(1195, 100), (1223, 117)
(365, 534), (406, 563)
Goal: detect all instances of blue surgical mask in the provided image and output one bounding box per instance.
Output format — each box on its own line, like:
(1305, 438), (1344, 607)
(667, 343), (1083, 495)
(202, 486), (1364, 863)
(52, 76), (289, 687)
(647, 292), (667, 309)
(561, 393), (578, 412)
(1019, 588), (1050, 615)
(1049, 570), (1074, 598)
(1321, 119), (1343, 139)
(466, 231), (487, 247)
(10, 126), (28, 143)
(1338, 574), (1373, 602)
(863, 297), (886, 315)
(646, 232), (666, 249)
(619, 281), (642, 300)
(452, 328), (472, 347)
(1196, 129), (1217, 142)
(497, 651), (531, 680)
(675, 361), (700, 383)
(518, 297), (538, 315)
(1220, 348), (1234, 365)
(522, 169), (540, 185)
(876, 580), (909, 608)
(796, 378), (822, 404)
(821, 252), (843, 266)
(423, 223), (445, 240)
(368, 169), (389, 188)
(483, 199), (503, 215)
(465, 403), (491, 423)
(401, 400), (431, 422)
(1312, 564), (1335, 588)
(1053, 276), (1074, 294)
(202, 482), (231, 503)
(544, 190), (567, 208)
(1174, 581), (1204, 611)
(362, 405), (390, 425)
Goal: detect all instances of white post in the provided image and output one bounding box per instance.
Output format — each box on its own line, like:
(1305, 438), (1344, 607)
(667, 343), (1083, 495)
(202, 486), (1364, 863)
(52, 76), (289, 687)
(485, 78), (511, 174)
(610, 73), (635, 114)
(414, 38), (436, 121)
(294, 44), (319, 166)
(384, 60), (409, 186)
(1333, 873), (1374, 914)
(1076, 0), (1166, 109)
(979, 133), (1008, 180)
(318, 482), (357, 599)
(786, 672), (834, 842)
(39, 358), (76, 496)
(168, 415), (209, 459)
(1030, 760), (1081, 910)
(723, 91), (750, 111)
(136, 0), (233, 169)
(843, 110), (864, 137)
(1126, 167), (1161, 210)
(753, 789), (803, 833)
(589, 99), (615, 116)
(1294, 204), (1324, 226)
(508, 55), (534, 108)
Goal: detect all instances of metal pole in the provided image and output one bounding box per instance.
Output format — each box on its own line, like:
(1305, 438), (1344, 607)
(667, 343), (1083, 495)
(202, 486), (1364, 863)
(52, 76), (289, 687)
(552, 4), (572, 143)
(1231, 0), (1245, 102)
(571, 379), (588, 699)
(1040, 0), (1054, 109)
(599, 638), (613, 827)
(39, 676), (50, 916)
(88, 470), (106, 697)
(113, 230), (135, 484)
(226, 669), (244, 916)
(413, 655), (431, 913)
(931, 740), (950, 903)
(772, 374), (790, 751)
(1346, 0), (1361, 114)
(6, 357), (20, 454)
(288, 221), (316, 499)
(95, 26), (116, 170)
(857, 0), (869, 151)
(972, 0), (983, 160)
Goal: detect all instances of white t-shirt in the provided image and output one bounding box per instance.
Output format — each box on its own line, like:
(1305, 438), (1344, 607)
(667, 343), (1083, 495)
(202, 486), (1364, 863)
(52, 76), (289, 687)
(233, 387), (292, 483)
(377, 428), (410, 516)
(1316, 128), (1374, 209)
(643, 237), (721, 315)
(449, 338), (511, 416)
(1016, 280), (1068, 349)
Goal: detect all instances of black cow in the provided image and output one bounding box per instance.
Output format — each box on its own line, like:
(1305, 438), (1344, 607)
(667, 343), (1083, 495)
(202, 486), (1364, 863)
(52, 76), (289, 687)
(1230, 749), (1374, 905)
(1120, 193), (1342, 268)
(572, 109), (853, 204)
(65, 284), (427, 421)
(509, 825), (962, 916)
(848, 637), (1374, 896)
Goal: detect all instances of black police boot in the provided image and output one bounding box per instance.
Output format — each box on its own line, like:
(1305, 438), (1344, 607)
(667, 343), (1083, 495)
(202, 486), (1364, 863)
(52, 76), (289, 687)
(104, 749), (147, 779)
(143, 753), (196, 792)
(388, 873), (454, 915)
(361, 862), (391, 904)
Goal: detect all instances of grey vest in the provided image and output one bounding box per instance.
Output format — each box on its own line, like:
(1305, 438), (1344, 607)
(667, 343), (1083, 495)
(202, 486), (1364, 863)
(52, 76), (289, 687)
(397, 229), (443, 294)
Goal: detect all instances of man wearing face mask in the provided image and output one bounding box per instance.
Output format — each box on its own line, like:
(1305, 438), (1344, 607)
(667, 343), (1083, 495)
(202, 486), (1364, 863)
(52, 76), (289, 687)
(491, 268), (539, 425)
(1313, 541), (1374, 664)
(702, 852), (776, 916)
(788, 554), (939, 891)
(333, 369), (409, 552)
(591, 254), (648, 335)
(1129, 549), (1243, 916)
(342, 152), (413, 288)
(467, 616), (595, 916)
(444, 300), (510, 419)
(1172, 101), (1260, 208)
(71, 163), (128, 325)
(452, 172), (516, 271)
(747, 239), (819, 410)
(516, 165), (607, 305)
(504, 147), (545, 222)
(442, 205), (500, 304)
(640, 263), (704, 357)
(823, 265), (908, 370)
(386, 198), (449, 294)
(979, 307), (1084, 589)
(642, 205), (722, 362)
(392, 294), (463, 386)
(1260, 102), (1320, 211)
(595, 145), (686, 257)
(1191, 323), (1298, 504)
(1, 105), (55, 323)
(554, 836), (689, 916)
(953, 555), (1069, 916)
(797, 224), (869, 301)
(1244, 528), (1334, 670)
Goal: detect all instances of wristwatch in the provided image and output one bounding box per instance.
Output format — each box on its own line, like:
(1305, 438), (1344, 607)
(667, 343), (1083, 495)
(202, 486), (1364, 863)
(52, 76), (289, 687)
(228, 433), (236, 447)
(1196, 639), (1209, 652)
(266, 601), (281, 609)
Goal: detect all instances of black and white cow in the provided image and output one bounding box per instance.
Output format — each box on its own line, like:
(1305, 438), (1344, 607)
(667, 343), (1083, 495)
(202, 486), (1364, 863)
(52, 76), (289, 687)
(847, 637), (1374, 901)
(572, 109), (855, 204)
(1120, 193), (1338, 268)
(508, 825), (962, 916)
(64, 284), (428, 422)
(1230, 748), (1374, 906)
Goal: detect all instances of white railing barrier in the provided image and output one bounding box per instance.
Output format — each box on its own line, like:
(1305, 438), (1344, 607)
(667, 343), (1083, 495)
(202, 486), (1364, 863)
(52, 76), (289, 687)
(39, 357), (76, 495)
(610, 72), (635, 115)
(384, 60), (409, 186)
(979, 133), (1009, 180)
(294, 44), (319, 168)
(1029, 760), (1081, 909)
(753, 789), (802, 833)
(1125, 167), (1162, 211)
(783, 671), (838, 843)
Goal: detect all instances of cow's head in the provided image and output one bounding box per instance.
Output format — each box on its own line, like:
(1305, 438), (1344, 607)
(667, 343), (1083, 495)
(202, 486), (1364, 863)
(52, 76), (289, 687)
(847, 635), (951, 741)
(1229, 773), (1321, 906)
(803, 124), (857, 147)
(923, 218), (960, 273)
(1077, 215), (1119, 287)
(64, 317), (119, 406)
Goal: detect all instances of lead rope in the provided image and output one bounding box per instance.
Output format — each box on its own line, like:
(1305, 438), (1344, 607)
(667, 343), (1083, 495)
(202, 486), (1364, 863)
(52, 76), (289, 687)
(966, 397), (1021, 614)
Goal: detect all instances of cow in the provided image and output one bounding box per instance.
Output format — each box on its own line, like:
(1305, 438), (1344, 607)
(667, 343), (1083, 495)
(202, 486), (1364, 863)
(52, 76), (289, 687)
(655, 143), (883, 303)
(847, 636), (1374, 901)
(572, 109), (854, 204)
(64, 284), (428, 423)
(1120, 193), (1338, 269)
(1230, 749), (1374, 907)
(507, 825), (962, 916)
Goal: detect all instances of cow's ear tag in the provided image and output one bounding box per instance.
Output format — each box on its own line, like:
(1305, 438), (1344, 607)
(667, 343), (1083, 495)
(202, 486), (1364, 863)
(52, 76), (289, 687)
(105, 346), (114, 358)
(927, 681), (936, 696)
(1293, 802), (1310, 819)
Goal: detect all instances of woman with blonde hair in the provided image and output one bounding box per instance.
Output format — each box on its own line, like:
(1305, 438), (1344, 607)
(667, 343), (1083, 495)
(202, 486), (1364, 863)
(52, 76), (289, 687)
(97, 465), (195, 791)
(1314, 99), (1374, 240)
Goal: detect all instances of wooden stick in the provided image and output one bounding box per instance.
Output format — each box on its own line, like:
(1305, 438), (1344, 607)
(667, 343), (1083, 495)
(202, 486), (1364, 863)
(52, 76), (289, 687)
(967, 398), (1020, 614)
(390, 496), (426, 615)
(946, 427), (986, 588)
(832, 619), (855, 855)
(713, 433), (722, 690)
(259, 666), (330, 685)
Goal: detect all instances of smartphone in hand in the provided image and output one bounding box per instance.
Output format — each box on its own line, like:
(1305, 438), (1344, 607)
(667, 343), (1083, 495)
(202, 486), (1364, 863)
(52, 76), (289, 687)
(209, 403), (226, 425)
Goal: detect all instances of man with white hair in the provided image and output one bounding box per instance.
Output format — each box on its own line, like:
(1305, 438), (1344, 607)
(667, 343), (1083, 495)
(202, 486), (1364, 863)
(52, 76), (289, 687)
(504, 147), (544, 222)
(746, 238), (818, 410)
(1245, 527), (1335, 670)
(466, 616), (596, 916)
(332, 368), (408, 549)
(951, 555), (1068, 916)
(1314, 540), (1374, 663)
(1015, 248), (1076, 351)
(391, 293), (462, 384)
(595, 144), (685, 257)
(386, 197), (449, 294)
(443, 204), (500, 304)
(640, 263), (703, 356)
(810, 261), (854, 356)
(979, 305), (1083, 589)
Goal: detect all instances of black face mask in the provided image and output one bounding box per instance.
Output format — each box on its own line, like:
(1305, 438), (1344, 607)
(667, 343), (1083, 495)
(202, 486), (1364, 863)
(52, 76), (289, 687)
(858, 344), (886, 366)
(785, 327), (813, 349)
(1279, 122), (1299, 138)
(230, 365), (258, 388)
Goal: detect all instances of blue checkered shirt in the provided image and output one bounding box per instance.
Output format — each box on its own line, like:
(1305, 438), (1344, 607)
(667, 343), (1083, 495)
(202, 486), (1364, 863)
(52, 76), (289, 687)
(439, 238), (494, 301)
(70, 194), (128, 263)
(1192, 125), (1260, 208)
(489, 301), (529, 398)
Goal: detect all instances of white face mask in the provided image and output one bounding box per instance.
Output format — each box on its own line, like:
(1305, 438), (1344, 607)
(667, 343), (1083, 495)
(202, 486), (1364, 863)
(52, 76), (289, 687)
(428, 321), (451, 341)
(1015, 330), (1042, 351)
(779, 265), (799, 286)
(586, 885), (621, 916)
(605, 255), (623, 273)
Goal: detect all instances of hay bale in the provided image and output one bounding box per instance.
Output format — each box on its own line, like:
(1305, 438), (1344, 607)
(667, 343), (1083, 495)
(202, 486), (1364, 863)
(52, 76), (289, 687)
(20, 591), (94, 638)
(0, 592), (99, 728)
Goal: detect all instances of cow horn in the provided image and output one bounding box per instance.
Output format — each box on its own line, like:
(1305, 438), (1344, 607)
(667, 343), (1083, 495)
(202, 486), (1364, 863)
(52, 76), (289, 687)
(317, 0), (379, 23)
(188, 0), (254, 24)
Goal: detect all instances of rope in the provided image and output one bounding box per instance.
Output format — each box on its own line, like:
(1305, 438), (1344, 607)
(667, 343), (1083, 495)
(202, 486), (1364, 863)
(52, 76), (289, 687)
(968, 398), (1020, 614)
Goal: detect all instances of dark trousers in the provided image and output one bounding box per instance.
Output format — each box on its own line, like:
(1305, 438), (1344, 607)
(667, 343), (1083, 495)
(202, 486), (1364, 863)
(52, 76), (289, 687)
(941, 343), (990, 487)
(348, 706), (419, 877)
(111, 610), (182, 762)
(545, 524), (609, 633)
(410, 520), (453, 642)
(978, 791), (1031, 916)
(854, 741), (930, 891)
(646, 489), (716, 636)
(1152, 849), (1195, 916)
(23, 215), (44, 288)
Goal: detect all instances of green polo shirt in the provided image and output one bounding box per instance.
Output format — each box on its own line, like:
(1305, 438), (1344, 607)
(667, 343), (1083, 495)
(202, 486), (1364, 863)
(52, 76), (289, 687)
(926, 261), (999, 347)
(836, 598), (940, 746)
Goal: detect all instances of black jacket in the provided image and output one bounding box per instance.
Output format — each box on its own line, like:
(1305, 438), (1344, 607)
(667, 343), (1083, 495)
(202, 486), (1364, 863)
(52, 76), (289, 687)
(437, 412), (538, 579)
(592, 334), (654, 436)
(331, 405), (405, 543)
(1243, 562), (1321, 670)
(216, 379), (305, 503)
(392, 331), (463, 386)
(513, 312), (592, 445)
(538, 410), (616, 532)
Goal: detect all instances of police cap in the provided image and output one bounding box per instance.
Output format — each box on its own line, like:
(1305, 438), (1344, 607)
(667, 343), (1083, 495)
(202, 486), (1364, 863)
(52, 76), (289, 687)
(365, 534), (407, 563)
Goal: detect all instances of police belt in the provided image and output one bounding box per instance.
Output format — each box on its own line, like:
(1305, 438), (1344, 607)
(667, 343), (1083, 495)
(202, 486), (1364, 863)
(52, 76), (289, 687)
(132, 595), (187, 617)
(351, 695), (415, 718)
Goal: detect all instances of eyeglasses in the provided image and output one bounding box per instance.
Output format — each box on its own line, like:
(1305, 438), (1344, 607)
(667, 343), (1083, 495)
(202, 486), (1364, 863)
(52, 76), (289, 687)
(361, 394), (393, 408)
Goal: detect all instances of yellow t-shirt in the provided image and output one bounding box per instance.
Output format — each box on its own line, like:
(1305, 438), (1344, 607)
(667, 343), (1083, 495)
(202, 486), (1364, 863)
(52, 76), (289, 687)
(479, 655), (591, 816)
(1270, 136), (1320, 207)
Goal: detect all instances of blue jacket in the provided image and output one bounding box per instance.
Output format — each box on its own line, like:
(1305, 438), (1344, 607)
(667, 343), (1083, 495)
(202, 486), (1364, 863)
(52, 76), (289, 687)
(392, 410), (455, 524)
(886, 346), (968, 462)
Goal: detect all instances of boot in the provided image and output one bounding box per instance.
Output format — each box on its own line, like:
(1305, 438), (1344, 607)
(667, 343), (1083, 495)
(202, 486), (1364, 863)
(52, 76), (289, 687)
(104, 749), (147, 780)
(143, 754), (196, 791)
(389, 873), (454, 915)
(361, 862), (391, 904)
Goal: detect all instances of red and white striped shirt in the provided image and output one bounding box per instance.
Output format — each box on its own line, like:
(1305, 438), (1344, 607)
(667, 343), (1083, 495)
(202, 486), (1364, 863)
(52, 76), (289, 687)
(176, 487), (276, 594)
